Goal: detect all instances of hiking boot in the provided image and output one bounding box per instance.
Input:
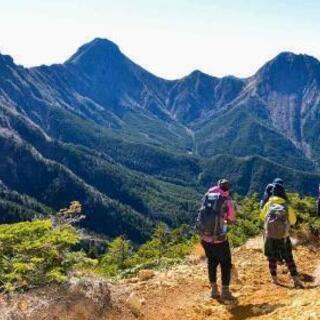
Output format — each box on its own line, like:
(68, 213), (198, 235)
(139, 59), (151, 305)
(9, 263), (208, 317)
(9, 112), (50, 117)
(221, 286), (236, 300)
(210, 283), (220, 299)
(293, 276), (304, 289)
(271, 275), (279, 285)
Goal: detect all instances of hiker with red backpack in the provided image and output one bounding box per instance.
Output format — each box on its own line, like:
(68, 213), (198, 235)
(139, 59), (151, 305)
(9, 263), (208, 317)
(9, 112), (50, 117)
(197, 179), (236, 300)
(260, 179), (304, 288)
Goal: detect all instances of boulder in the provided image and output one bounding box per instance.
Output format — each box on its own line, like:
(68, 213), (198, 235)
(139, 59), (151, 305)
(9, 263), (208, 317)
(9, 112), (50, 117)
(138, 269), (155, 281)
(127, 292), (142, 317)
(0, 277), (111, 320)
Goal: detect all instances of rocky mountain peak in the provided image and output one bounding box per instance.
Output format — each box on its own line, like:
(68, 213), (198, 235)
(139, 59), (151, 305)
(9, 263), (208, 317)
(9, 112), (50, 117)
(255, 51), (320, 93)
(0, 53), (15, 69)
(65, 38), (122, 70)
(183, 69), (218, 83)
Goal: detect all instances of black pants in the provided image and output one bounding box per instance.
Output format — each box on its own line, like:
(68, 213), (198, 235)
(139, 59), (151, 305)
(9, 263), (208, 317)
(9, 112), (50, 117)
(264, 237), (298, 277)
(268, 257), (298, 277)
(264, 237), (299, 277)
(201, 240), (232, 286)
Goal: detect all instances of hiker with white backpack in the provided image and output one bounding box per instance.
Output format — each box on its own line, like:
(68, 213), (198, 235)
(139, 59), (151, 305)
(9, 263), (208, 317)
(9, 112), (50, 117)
(260, 179), (304, 288)
(197, 179), (236, 300)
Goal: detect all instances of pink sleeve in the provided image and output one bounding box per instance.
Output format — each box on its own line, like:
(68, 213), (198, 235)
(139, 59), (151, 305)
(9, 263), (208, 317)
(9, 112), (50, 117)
(226, 199), (236, 222)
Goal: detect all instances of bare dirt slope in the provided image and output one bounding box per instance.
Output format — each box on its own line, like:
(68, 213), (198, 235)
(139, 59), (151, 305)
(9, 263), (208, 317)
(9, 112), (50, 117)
(1, 237), (319, 320)
(114, 237), (320, 320)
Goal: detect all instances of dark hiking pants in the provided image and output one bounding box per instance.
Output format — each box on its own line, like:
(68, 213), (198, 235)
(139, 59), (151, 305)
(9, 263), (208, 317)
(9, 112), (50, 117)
(201, 240), (232, 286)
(265, 237), (298, 277)
(268, 256), (298, 277)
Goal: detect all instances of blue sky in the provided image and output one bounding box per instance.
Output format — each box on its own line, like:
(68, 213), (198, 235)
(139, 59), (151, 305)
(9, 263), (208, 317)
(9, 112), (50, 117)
(0, 0), (319, 79)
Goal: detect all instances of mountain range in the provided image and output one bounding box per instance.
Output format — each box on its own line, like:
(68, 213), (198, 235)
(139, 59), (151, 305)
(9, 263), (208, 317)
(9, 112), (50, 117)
(1, 38), (320, 240)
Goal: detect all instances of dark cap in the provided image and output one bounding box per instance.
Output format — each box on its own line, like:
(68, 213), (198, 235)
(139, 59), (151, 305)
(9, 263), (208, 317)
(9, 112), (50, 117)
(218, 179), (230, 191)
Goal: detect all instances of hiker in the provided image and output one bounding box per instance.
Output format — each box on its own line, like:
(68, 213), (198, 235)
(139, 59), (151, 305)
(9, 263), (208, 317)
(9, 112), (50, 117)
(260, 180), (303, 288)
(260, 178), (286, 209)
(197, 179), (236, 300)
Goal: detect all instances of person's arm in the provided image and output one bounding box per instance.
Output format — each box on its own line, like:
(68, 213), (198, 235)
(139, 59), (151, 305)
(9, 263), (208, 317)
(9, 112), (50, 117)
(260, 202), (269, 220)
(317, 198), (320, 216)
(261, 191), (270, 209)
(201, 191), (209, 206)
(226, 198), (236, 223)
(288, 207), (297, 225)
(261, 184), (273, 209)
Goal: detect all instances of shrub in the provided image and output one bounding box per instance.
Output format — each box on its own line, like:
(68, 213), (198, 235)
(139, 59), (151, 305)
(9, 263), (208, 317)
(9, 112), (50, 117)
(99, 224), (196, 277)
(0, 201), (95, 292)
(228, 193), (263, 247)
(288, 193), (319, 239)
(99, 236), (134, 276)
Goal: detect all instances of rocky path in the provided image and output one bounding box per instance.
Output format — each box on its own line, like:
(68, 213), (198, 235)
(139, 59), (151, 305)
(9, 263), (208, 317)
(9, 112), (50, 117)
(113, 237), (320, 320)
(2, 237), (319, 319)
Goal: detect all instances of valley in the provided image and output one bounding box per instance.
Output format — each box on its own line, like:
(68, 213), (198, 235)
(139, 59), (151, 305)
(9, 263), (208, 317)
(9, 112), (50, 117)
(1, 39), (320, 239)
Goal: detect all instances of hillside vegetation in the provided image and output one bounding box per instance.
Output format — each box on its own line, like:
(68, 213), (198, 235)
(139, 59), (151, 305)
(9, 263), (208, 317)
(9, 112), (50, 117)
(0, 193), (318, 294)
(1, 40), (320, 241)
(0, 193), (319, 319)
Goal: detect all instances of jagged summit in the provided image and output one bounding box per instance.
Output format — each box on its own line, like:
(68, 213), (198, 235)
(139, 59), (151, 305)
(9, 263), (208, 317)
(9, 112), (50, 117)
(182, 69), (218, 84)
(65, 37), (122, 67)
(179, 69), (218, 86)
(274, 51), (319, 62)
(254, 51), (320, 92)
(0, 52), (15, 67)
(257, 51), (320, 75)
(188, 69), (213, 78)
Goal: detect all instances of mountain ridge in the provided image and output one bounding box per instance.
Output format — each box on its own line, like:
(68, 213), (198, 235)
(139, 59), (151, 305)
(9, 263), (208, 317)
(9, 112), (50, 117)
(1, 38), (320, 240)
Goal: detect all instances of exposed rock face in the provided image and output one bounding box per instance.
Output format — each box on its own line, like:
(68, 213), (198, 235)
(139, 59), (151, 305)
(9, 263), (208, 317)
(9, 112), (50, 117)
(0, 278), (111, 320)
(251, 52), (320, 148)
(138, 269), (155, 281)
(126, 292), (143, 317)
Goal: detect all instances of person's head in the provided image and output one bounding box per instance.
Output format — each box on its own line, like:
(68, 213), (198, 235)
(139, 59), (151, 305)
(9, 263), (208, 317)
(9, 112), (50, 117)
(273, 178), (284, 186)
(266, 183), (273, 192)
(272, 182), (287, 200)
(218, 179), (230, 192)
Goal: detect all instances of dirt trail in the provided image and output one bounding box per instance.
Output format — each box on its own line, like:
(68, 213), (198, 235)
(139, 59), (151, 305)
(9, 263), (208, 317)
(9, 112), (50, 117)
(113, 237), (320, 320)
